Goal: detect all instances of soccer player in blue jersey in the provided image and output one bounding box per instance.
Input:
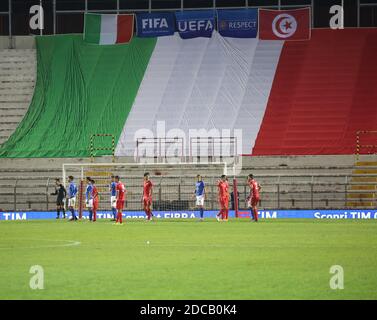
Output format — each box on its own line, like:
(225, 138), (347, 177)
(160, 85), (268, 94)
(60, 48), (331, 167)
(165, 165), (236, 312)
(193, 175), (206, 221)
(85, 177), (94, 221)
(109, 175), (117, 221)
(67, 176), (78, 221)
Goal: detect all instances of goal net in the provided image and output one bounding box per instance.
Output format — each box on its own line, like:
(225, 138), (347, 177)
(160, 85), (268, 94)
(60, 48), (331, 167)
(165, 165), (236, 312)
(62, 162), (228, 218)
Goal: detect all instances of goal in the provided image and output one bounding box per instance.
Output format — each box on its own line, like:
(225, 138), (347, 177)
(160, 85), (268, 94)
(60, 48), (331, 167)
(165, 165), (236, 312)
(62, 162), (229, 219)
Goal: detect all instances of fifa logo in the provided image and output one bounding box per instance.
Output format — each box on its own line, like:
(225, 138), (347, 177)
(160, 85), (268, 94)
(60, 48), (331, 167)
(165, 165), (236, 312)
(29, 5), (44, 31)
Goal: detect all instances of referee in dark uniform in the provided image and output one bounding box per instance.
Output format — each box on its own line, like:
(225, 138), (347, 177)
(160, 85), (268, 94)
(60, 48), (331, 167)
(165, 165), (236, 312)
(51, 178), (67, 219)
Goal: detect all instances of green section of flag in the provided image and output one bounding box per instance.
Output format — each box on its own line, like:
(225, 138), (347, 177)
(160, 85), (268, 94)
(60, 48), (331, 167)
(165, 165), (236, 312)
(84, 14), (102, 44)
(0, 34), (157, 158)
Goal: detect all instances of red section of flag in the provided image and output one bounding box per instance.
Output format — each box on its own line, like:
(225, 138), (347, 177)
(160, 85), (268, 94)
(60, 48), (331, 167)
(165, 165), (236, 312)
(259, 8), (311, 41)
(116, 14), (134, 44)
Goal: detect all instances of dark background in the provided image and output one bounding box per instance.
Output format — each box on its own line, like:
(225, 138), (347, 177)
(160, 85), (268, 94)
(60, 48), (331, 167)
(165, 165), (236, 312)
(0, 0), (376, 36)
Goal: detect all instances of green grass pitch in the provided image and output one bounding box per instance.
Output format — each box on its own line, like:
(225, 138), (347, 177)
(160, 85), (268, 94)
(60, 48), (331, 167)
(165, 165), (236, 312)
(0, 218), (376, 300)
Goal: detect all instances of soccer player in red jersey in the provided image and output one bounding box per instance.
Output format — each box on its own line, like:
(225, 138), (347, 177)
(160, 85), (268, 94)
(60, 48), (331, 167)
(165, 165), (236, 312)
(247, 174), (261, 222)
(115, 176), (126, 225)
(91, 179), (99, 222)
(217, 175), (230, 222)
(142, 172), (154, 221)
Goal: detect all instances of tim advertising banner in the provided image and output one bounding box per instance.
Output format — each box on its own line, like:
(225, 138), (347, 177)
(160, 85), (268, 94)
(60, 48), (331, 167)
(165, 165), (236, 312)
(217, 9), (258, 38)
(2, 210), (377, 220)
(175, 10), (215, 39)
(136, 12), (175, 37)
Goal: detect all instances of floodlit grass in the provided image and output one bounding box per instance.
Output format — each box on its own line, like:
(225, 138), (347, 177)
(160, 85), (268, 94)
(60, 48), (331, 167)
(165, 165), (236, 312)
(0, 218), (376, 299)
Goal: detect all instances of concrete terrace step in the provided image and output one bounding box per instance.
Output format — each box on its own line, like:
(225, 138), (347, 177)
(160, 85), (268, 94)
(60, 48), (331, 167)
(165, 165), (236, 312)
(0, 75), (35, 81)
(0, 122), (19, 130)
(0, 86), (35, 93)
(355, 161), (377, 166)
(0, 102), (30, 108)
(0, 56), (36, 62)
(0, 128), (15, 133)
(0, 108), (29, 116)
(0, 59), (35, 65)
(353, 169), (377, 174)
(0, 94), (32, 102)
(0, 71), (36, 78)
(0, 115), (25, 122)
(349, 185), (377, 190)
(0, 49), (36, 55)
(0, 65), (35, 72)
(0, 54), (36, 60)
(0, 87), (35, 94)
(0, 81), (35, 89)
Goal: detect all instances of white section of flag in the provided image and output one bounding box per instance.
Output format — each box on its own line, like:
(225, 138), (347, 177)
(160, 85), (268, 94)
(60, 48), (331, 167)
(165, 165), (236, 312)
(99, 15), (118, 45)
(115, 32), (284, 156)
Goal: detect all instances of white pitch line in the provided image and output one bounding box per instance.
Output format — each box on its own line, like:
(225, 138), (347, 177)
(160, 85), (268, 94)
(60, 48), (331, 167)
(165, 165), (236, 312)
(0, 239), (81, 250)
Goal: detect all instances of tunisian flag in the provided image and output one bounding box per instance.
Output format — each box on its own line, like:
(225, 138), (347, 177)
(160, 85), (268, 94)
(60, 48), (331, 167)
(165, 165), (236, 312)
(259, 8), (311, 40)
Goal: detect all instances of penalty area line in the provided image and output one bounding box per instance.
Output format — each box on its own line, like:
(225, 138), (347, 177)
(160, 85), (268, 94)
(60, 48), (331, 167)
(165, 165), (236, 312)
(0, 239), (81, 250)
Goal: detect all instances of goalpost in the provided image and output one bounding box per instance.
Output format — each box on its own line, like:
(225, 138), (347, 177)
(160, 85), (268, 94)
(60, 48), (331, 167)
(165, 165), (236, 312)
(62, 162), (230, 219)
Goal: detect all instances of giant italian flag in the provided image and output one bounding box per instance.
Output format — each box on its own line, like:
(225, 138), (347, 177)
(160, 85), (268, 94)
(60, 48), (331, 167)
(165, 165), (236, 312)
(1, 29), (377, 158)
(84, 13), (134, 45)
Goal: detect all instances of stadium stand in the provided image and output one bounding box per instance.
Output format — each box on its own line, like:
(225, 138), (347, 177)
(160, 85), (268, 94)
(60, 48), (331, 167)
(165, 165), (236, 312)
(1, 30), (377, 213)
(0, 155), (363, 212)
(0, 49), (35, 146)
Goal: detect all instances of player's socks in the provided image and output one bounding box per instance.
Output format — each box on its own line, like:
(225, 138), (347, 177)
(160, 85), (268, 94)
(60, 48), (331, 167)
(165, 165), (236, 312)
(62, 209), (66, 219)
(253, 208), (258, 222)
(56, 208), (60, 219)
(250, 208), (254, 220)
(117, 212), (123, 224)
(112, 208), (117, 220)
(71, 209), (77, 220)
(89, 210), (93, 221)
(93, 210), (97, 222)
(199, 208), (204, 219)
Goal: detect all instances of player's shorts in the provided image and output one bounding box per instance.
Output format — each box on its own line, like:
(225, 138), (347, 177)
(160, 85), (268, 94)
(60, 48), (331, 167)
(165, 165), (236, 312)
(86, 199), (93, 208)
(116, 200), (125, 210)
(143, 197), (152, 207)
(219, 197), (229, 208)
(68, 197), (76, 208)
(56, 198), (64, 206)
(196, 195), (205, 206)
(111, 196), (117, 208)
(247, 197), (260, 208)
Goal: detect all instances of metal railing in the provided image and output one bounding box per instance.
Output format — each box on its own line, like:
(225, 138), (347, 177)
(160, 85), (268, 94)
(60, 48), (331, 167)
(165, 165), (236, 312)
(1, 172), (377, 212)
